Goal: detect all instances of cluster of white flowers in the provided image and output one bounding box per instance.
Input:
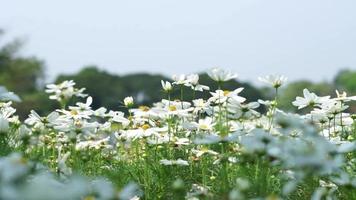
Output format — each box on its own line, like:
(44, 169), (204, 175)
(0, 67), (355, 199)
(45, 80), (87, 103)
(0, 153), (142, 200)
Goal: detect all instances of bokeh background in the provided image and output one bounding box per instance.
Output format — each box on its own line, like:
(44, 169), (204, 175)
(1, 0), (356, 118)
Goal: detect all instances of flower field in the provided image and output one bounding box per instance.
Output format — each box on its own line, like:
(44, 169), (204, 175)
(0, 68), (355, 200)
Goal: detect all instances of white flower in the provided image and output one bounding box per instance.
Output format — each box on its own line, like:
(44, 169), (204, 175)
(192, 147), (219, 157)
(0, 101), (17, 121)
(118, 127), (157, 141)
(186, 74), (199, 86)
(174, 137), (190, 146)
(335, 90), (356, 102)
(25, 110), (59, 129)
(197, 117), (214, 131)
(292, 89), (330, 109)
(209, 88), (246, 104)
(258, 75), (287, 88)
(172, 74), (187, 85)
(319, 100), (348, 115)
(124, 96), (134, 107)
(207, 67), (237, 82)
(193, 99), (212, 115)
(185, 74), (210, 91)
(58, 98), (94, 120)
(228, 100), (260, 119)
(156, 99), (193, 117)
(0, 86), (21, 102)
(45, 80), (87, 102)
(183, 117), (214, 131)
(94, 107), (107, 117)
(161, 80), (172, 92)
(159, 158), (189, 166)
(75, 96), (93, 110)
(107, 111), (130, 126)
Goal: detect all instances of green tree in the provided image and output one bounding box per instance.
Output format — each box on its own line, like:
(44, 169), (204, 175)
(56, 66), (168, 110)
(334, 69), (356, 93)
(0, 30), (50, 118)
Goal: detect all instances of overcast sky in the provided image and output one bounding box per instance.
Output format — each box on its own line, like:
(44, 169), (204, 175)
(1, 0), (356, 83)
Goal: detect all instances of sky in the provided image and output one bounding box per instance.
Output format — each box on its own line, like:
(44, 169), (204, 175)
(1, 0), (356, 84)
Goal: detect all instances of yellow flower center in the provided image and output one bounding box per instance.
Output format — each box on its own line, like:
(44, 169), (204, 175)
(199, 124), (209, 130)
(139, 106), (150, 112)
(141, 124), (150, 130)
(169, 105), (177, 111)
(223, 90), (230, 96)
(70, 110), (78, 115)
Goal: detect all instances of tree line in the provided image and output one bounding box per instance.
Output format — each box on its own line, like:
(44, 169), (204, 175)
(1, 30), (355, 119)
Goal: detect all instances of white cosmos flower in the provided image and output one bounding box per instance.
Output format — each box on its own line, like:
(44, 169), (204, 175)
(186, 74), (199, 85)
(185, 74), (210, 92)
(93, 107), (107, 117)
(159, 158), (189, 166)
(76, 137), (111, 150)
(292, 89), (330, 109)
(0, 102), (16, 119)
(155, 99), (193, 118)
(207, 67), (237, 82)
(25, 110), (59, 129)
(0, 86), (21, 102)
(0, 102), (17, 131)
(209, 88), (246, 104)
(193, 84), (210, 92)
(118, 126), (164, 141)
(335, 90), (356, 102)
(228, 100), (260, 119)
(45, 80), (87, 102)
(69, 96), (93, 111)
(58, 98), (94, 120)
(193, 99), (212, 115)
(124, 96), (134, 107)
(192, 147), (219, 157)
(184, 117), (214, 131)
(257, 99), (273, 107)
(172, 74), (188, 85)
(319, 100), (348, 115)
(174, 137), (190, 145)
(107, 111), (130, 126)
(309, 109), (329, 124)
(197, 117), (214, 131)
(258, 74), (287, 88)
(161, 80), (172, 92)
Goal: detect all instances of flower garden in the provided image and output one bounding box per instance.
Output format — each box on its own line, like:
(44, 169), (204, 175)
(0, 67), (355, 200)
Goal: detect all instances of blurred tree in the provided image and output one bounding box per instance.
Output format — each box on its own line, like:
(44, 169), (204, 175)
(334, 69), (356, 112)
(2, 28), (353, 118)
(0, 33), (44, 93)
(334, 69), (356, 93)
(56, 66), (168, 111)
(0, 30), (50, 119)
